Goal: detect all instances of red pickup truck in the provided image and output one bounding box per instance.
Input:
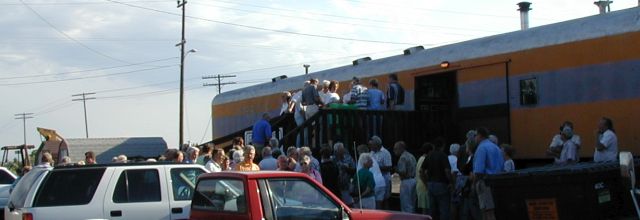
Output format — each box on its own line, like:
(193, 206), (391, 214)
(190, 171), (429, 220)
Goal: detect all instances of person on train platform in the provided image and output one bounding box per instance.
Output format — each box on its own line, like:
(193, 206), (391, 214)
(369, 136), (392, 209)
(234, 145), (260, 171)
(347, 77), (365, 103)
(386, 73), (405, 110)
(366, 79), (385, 111)
(320, 80), (331, 104)
(501, 144), (515, 172)
(301, 78), (324, 119)
(279, 91), (294, 116)
(472, 127), (504, 220)
(251, 113), (272, 161)
(292, 81), (310, 147)
(556, 126), (578, 165)
(325, 80), (341, 105)
(394, 141), (417, 213)
(594, 117), (618, 162)
(547, 121), (581, 163)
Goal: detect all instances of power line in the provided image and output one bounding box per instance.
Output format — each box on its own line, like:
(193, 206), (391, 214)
(0, 64), (176, 86)
(0, 57), (177, 80)
(14, 112), (34, 166)
(104, 0), (420, 46)
(341, 0), (518, 19)
(190, 2), (484, 36)
(1, 0), (170, 6)
(195, 1), (502, 34)
(199, 115), (212, 144)
(34, 101), (77, 116)
(18, 0), (133, 64)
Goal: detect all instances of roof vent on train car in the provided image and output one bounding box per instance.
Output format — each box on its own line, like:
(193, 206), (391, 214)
(403, 46), (424, 55)
(272, 75), (287, 82)
(352, 57), (372, 66)
(594, 0), (612, 14)
(517, 2), (532, 30)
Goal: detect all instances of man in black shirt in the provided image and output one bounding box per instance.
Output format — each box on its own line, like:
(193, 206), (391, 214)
(421, 142), (452, 220)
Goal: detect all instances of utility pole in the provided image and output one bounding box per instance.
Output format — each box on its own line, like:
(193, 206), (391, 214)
(203, 74), (237, 94)
(177, 0), (187, 148)
(14, 113), (33, 166)
(72, 92), (96, 138)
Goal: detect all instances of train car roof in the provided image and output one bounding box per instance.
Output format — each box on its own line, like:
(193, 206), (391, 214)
(213, 7), (640, 106)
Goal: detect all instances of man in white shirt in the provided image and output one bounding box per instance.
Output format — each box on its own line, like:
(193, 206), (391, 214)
(205, 149), (225, 172)
(594, 117), (618, 162)
(547, 121), (581, 163)
(368, 136), (392, 209)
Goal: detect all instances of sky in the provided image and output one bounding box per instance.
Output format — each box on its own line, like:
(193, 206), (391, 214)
(0, 0), (637, 154)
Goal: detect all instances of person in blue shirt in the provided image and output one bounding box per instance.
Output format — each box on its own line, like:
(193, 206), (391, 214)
(367, 79), (385, 110)
(472, 127), (504, 220)
(251, 113), (272, 161)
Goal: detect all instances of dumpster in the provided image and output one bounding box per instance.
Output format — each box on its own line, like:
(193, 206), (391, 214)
(486, 161), (634, 220)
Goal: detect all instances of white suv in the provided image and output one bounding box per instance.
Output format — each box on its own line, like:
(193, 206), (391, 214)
(5, 163), (207, 220)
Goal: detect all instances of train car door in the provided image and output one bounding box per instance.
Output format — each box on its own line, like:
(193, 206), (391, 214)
(414, 72), (458, 143)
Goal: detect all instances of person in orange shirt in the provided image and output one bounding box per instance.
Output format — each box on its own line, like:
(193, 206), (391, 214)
(234, 145), (260, 171)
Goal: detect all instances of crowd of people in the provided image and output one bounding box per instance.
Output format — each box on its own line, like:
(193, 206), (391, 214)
(19, 114), (619, 220)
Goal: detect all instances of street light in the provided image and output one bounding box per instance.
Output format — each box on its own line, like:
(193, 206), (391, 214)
(179, 48), (196, 149)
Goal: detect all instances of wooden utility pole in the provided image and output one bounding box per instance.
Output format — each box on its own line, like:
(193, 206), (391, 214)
(72, 92), (96, 138)
(14, 113), (33, 166)
(203, 74), (237, 94)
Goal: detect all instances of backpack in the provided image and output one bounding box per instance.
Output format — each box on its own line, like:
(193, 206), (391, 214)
(390, 82), (405, 105)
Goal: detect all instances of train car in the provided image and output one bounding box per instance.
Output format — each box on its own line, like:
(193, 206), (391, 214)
(211, 7), (640, 160)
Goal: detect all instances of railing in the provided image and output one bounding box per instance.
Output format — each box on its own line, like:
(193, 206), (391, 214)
(201, 114), (295, 150)
(279, 109), (453, 154)
(205, 108), (454, 155)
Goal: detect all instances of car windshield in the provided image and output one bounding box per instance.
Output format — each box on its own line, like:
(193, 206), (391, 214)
(7, 167), (51, 209)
